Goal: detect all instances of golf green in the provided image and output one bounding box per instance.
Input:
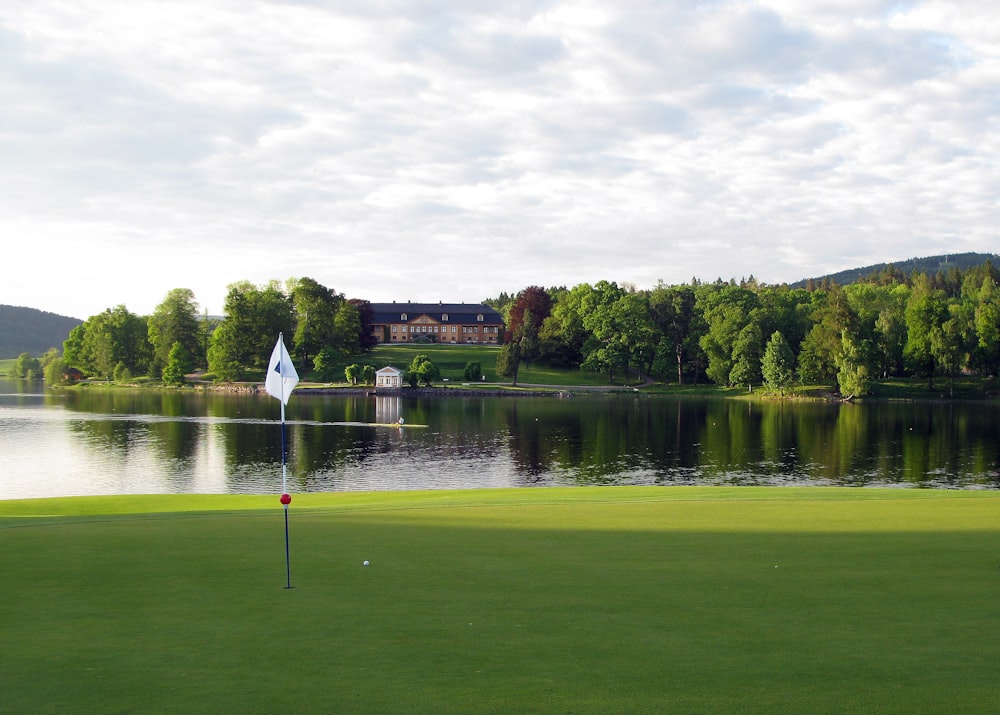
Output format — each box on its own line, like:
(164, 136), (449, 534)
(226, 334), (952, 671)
(2, 487), (999, 713)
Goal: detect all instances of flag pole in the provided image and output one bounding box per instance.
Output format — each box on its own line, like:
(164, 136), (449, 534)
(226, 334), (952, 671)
(281, 390), (287, 494)
(280, 334), (292, 590)
(281, 396), (292, 588)
(266, 332), (297, 590)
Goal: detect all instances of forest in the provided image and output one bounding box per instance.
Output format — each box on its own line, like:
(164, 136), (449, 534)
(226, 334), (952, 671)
(28, 259), (1000, 397)
(0, 305), (81, 359)
(491, 260), (1000, 397)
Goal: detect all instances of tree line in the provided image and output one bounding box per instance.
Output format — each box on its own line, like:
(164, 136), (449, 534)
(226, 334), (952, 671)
(490, 260), (1000, 397)
(22, 260), (1000, 395)
(55, 279), (377, 384)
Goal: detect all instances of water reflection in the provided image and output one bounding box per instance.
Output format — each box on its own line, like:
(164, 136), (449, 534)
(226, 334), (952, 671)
(1, 380), (998, 498)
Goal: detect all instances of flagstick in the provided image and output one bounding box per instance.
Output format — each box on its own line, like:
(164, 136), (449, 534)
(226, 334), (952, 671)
(280, 398), (287, 494)
(268, 333), (297, 591)
(283, 501), (292, 590)
(280, 359), (293, 590)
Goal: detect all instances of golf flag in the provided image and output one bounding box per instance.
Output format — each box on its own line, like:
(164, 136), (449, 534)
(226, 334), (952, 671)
(265, 333), (299, 405)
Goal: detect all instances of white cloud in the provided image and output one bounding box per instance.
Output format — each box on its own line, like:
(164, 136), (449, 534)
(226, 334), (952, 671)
(0, 0), (997, 319)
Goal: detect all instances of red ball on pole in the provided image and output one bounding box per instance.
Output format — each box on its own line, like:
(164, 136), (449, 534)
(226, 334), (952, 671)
(280, 493), (292, 505)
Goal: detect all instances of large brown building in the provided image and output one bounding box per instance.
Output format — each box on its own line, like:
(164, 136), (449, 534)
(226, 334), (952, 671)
(369, 302), (504, 344)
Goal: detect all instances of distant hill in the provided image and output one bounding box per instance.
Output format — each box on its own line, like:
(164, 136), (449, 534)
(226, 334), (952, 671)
(0, 305), (82, 359)
(791, 252), (999, 289)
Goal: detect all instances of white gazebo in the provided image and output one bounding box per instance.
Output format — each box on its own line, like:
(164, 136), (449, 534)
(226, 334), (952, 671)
(375, 366), (404, 388)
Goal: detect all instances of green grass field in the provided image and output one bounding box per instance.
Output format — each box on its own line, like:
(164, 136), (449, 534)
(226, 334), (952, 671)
(303, 343), (622, 387)
(2, 487), (999, 713)
(314, 345), (1000, 395)
(313, 344), (626, 387)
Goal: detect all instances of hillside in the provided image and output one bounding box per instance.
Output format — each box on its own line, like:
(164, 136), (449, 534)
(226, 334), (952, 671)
(0, 305), (81, 358)
(791, 252), (999, 288)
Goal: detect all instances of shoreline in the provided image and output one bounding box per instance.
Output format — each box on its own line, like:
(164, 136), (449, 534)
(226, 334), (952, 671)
(45, 378), (999, 402)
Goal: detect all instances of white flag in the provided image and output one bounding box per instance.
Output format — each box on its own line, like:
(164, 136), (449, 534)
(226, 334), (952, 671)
(265, 334), (299, 405)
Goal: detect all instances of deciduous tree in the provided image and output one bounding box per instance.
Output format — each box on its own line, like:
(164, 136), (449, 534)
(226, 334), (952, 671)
(464, 361), (483, 381)
(12, 353), (41, 379)
(407, 354), (440, 386)
(697, 284), (759, 385)
(208, 281), (293, 379)
(836, 330), (871, 398)
(761, 331), (795, 395)
(904, 275), (948, 389)
(649, 283), (702, 384)
(728, 322), (762, 390)
(65, 306), (151, 378)
(290, 278), (341, 365)
(972, 275), (1000, 375)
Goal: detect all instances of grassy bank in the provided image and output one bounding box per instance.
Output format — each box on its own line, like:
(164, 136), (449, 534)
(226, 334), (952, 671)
(11, 343), (999, 398)
(3, 487), (999, 713)
(335, 346), (1000, 396)
(326, 344), (620, 387)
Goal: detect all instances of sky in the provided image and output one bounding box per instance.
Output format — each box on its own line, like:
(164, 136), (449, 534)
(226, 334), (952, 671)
(2, 1), (997, 320)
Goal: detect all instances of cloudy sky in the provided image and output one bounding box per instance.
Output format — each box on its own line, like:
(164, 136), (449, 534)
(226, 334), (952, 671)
(2, 1), (997, 319)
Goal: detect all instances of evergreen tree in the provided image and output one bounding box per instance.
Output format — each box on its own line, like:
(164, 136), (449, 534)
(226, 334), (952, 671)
(148, 289), (201, 377)
(496, 342), (521, 384)
(161, 342), (192, 385)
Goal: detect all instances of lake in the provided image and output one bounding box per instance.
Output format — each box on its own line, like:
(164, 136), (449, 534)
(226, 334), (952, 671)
(2, 380), (998, 499)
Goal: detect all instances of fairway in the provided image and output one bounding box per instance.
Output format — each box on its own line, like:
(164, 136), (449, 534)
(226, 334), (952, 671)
(2, 487), (999, 714)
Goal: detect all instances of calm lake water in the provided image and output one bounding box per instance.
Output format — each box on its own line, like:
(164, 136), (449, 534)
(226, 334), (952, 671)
(2, 379), (999, 499)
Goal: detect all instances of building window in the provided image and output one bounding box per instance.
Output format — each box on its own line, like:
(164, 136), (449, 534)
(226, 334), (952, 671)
(442, 314), (448, 321)
(391, 325), (397, 333)
(477, 314), (484, 322)
(401, 313), (407, 321)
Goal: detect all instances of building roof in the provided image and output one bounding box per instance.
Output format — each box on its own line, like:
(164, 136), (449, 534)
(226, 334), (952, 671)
(369, 302), (504, 325)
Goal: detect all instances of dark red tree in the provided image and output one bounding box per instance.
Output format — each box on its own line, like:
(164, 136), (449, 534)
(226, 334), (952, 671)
(504, 286), (553, 344)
